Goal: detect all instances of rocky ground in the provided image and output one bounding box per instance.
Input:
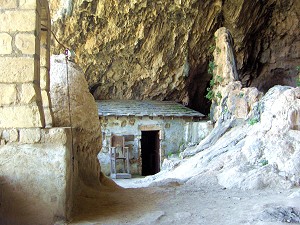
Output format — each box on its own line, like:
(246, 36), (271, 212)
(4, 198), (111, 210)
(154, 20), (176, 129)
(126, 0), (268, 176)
(68, 174), (300, 225)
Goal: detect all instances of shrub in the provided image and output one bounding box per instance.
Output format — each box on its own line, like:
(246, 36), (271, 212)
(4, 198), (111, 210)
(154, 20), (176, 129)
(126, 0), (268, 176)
(260, 159), (268, 166)
(206, 87), (214, 101)
(248, 118), (259, 125)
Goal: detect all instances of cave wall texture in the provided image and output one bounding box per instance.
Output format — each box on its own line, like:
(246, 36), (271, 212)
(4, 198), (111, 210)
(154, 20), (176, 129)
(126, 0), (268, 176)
(49, 0), (300, 115)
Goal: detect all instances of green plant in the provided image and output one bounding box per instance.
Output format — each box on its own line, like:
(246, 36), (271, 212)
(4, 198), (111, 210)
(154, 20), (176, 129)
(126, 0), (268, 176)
(215, 75), (223, 83)
(216, 91), (222, 99)
(208, 60), (217, 75)
(206, 39), (223, 103)
(206, 87), (214, 101)
(238, 92), (244, 98)
(208, 45), (215, 53)
(223, 106), (228, 113)
(260, 158), (268, 166)
(296, 66), (300, 87)
(206, 60), (219, 101)
(248, 118), (259, 125)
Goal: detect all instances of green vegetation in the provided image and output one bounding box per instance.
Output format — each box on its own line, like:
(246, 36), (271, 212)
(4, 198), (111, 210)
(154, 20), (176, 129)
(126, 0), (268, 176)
(205, 88), (214, 101)
(205, 60), (217, 101)
(215, 75), (223, 83)
(208, 60), (217, 74)
(260, 158), (269, 166)
(167, 141), (185, 158)
(238, 92), (244, 98)
(248, 118), (259, 125)
(205, 39), (223, 103)
(168, 150), (181, 158)
(296, 66), (300, 87)
(223, 106), (228, 113)
(208, 45), (215, 53)
(205, 60), (224, 102)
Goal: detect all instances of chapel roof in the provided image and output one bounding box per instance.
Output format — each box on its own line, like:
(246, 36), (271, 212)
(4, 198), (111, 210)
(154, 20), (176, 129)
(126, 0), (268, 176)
(96, 100), (205, 118)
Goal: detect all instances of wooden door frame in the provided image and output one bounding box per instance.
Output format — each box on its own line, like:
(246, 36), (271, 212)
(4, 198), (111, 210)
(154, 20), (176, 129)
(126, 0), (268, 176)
(138, 125), (163, 175)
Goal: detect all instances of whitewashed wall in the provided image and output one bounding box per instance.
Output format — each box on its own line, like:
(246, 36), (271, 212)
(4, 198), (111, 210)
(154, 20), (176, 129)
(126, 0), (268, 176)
(98, 116), (211, 175)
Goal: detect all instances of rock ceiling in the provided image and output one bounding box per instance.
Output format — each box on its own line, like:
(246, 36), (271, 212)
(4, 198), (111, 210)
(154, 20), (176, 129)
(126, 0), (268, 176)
(50, 0), (300, 114)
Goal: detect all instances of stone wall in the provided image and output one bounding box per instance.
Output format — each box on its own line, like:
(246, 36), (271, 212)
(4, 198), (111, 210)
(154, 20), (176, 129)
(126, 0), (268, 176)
(0, 127), (73, 225)
(0, 0), (53, 128)
(98, 116), (211, 175)
(0, 1), (75, 224)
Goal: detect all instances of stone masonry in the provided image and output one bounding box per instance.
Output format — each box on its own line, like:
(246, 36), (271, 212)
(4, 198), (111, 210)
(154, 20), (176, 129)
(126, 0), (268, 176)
(0, 1), (74, 224)
(0, 0), (52, 128)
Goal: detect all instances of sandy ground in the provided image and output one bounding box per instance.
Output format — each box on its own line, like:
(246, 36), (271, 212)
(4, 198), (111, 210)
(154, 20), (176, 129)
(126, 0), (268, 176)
(69, 173), (300, 225)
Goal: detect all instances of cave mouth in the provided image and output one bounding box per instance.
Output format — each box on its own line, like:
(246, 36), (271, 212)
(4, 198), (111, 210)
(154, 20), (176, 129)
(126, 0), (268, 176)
(141, 130), (160, 176)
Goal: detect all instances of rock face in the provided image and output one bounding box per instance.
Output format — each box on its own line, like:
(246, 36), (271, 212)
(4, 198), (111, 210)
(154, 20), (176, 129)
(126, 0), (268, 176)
(49, 0), (300, 114)
(156, 26), (300, 190)
(50, 55), (102, 189)
(176, 28), (300, 189)
(176, 85), (300, 190)
(209, 27), (263, 122)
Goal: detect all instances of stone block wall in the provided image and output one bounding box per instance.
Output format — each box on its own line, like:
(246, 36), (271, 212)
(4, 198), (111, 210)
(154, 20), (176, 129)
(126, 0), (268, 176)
(98, 116), (211, 176)
(0, 1), (74, 224)
(0, 127), (73, 225)
(0, 0), (53, 128)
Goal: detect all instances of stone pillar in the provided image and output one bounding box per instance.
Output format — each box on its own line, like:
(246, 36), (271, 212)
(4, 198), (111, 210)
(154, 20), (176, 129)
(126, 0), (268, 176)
(0, 0), (46, 128)
(210, 27), (239, 121)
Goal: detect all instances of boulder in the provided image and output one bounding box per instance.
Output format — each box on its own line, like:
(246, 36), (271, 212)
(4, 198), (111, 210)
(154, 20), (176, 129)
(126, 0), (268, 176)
(50, 55), (102, 189)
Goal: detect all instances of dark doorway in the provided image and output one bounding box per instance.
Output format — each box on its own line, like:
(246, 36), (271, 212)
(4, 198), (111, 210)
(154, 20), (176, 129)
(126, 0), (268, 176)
(141, 131), (160, 176)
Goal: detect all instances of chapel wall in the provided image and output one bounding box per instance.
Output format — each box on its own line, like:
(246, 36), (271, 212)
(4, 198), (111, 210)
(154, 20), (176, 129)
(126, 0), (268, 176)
(0, 0), (53, 128)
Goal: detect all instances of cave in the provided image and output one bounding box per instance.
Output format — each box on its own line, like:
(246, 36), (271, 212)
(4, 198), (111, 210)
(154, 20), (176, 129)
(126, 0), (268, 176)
(50, 0), (299, 113)
(1, 0), (298, 224)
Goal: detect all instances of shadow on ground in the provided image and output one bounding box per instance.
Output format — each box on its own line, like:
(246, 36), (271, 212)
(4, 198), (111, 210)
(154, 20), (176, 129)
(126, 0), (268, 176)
(70, 179), (166, 224)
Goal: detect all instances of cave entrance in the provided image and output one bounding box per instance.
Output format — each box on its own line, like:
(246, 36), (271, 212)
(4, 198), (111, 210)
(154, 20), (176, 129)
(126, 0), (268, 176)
(141, 130), (160, 176)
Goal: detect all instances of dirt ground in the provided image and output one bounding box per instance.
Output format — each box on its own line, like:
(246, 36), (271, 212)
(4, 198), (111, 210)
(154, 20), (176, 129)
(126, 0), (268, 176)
(69, 173), (300, 225)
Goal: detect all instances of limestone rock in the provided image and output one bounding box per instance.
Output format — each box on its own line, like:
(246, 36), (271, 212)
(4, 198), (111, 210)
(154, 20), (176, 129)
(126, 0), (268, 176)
(50, 55), (102, 188)
(212, 86), (300, 189)
(49, 0), (299, 114)
(258, 205), (300, 223)
(209, 27), (263, 122)
(149, 86), (300, 190)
